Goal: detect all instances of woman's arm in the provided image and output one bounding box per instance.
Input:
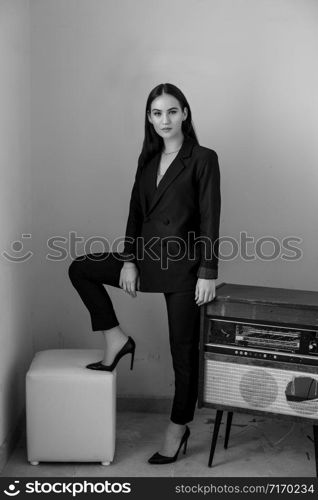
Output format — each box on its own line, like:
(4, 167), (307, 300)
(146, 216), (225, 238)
(121, 157), (143, 264)
(194, 150), (220, 306)
(120, 157), (143, 296)
(196, 150), (221, 279)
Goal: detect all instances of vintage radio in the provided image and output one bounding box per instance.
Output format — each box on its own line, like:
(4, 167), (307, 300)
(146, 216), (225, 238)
(198, 283), (318, 473)
(199, 283), (318, 417)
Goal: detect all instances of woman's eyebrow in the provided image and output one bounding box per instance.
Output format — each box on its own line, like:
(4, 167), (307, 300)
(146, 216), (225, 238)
(152, 107), (179, 112)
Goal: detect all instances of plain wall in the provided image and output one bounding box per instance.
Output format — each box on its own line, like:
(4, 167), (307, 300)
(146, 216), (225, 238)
(28, 0), (318, 401)
(0, 0), (33, 449)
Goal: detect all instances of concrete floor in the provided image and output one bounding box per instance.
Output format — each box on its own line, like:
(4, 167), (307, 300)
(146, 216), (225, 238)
(1, 409), (316, 477)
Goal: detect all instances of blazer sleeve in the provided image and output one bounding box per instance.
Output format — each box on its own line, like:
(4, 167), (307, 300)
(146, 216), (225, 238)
(121, 157), (143, 263)
(196, 150), (221, 279)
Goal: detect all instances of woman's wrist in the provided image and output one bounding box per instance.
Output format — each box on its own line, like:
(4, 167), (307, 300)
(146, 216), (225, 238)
(123, 262), (136, 268)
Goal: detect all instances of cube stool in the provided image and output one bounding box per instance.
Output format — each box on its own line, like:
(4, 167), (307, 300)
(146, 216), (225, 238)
(26, 349), (116, 466)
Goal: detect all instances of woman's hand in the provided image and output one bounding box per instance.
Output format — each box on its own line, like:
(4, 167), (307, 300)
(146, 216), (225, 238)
(119, 262), (140, 298)
(195, 278), (216, 306)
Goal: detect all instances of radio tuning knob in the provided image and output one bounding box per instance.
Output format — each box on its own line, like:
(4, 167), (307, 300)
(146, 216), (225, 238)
(309, 341), (317, 352)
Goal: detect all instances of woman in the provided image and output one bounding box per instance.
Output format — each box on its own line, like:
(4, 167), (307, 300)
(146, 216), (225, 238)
(68, 83), (221, 464)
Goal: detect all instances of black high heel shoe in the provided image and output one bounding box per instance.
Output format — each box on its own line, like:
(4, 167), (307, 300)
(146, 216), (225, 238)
(148, 425), (190, 464)
(86, 336), (136, 371)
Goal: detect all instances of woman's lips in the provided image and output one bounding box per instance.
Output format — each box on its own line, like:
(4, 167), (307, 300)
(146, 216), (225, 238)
(161, 128), (172, 131)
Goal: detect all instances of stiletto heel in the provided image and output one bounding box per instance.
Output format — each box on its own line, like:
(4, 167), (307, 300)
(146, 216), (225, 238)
(148, 426), (190, 464)
(183, 436), (188, 454)
(130, 345), (135, 370)
(86, 336), (136, 372)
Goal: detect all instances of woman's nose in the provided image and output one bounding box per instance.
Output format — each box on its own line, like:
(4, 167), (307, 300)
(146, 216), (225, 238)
(162, 113), (170, 124)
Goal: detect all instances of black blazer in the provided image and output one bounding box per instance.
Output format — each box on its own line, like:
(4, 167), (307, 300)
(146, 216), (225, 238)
(121, 135), (221, 292)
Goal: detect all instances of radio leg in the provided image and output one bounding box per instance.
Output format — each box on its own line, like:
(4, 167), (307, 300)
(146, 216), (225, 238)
(224, 412), (233, 449)
(313, 425), (318, 477)
(208, 410), (223, 467)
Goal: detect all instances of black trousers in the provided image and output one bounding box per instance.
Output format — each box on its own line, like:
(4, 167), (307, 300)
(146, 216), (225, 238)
(68, 252), (200, 425)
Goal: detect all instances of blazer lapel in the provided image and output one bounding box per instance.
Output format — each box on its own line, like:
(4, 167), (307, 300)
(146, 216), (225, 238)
(145, 136), (196, 216)
(141, 154), (160, 213)
(146, 157), (184, 215)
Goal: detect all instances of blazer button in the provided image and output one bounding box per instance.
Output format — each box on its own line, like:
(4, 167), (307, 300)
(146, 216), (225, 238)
(163, 218), (170, 225)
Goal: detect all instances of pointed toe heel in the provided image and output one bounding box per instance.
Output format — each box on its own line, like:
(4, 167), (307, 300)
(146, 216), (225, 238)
(148, 426), (190, 465)
(86, 336), (136, 372)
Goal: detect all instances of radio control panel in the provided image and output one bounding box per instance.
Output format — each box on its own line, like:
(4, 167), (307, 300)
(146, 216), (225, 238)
(206, 319), (318, 365)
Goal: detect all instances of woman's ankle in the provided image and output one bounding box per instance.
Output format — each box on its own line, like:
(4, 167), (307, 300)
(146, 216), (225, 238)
(101, 326), (129, 364)
(99, 326), (127, 340)
(167, 422), (186, 435)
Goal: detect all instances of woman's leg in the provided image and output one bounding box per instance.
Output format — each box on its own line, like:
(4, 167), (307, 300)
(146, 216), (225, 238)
(68, 252), (129, 364)
(158, 290), (200, 455)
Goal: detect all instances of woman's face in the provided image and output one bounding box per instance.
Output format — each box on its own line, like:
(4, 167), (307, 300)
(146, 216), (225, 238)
(148, 93), (188, 141)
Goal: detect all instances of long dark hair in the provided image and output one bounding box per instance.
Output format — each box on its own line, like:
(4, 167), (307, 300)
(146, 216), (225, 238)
(138, 83), (199, 167)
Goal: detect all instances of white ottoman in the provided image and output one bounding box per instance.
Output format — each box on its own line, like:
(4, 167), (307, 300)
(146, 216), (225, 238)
(26, 349), (116, 466)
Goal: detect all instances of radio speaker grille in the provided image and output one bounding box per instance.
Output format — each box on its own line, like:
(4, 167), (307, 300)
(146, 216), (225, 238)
(204, 358), (318, 419)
